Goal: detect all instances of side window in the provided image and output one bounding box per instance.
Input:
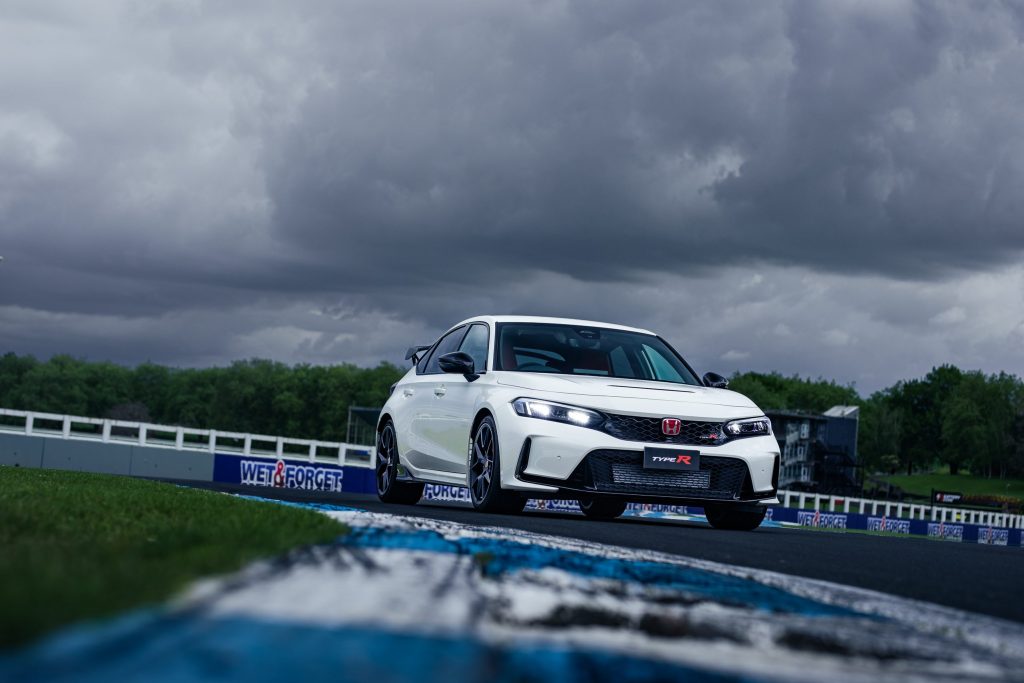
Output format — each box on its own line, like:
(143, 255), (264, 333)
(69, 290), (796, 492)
(416, 347), (432, 374)
(458, 324), (490, 373)
(423, 327), (468, 374)
(641, 344), (686, 382)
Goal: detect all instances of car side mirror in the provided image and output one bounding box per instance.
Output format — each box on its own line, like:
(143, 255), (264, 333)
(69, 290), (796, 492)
(702, 371), (729, 389)
(438, 351), (478, 380)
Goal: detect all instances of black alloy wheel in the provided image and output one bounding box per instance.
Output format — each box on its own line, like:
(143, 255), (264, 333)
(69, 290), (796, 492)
(376, 421), (423, 505)
(469, 416), (526, 513)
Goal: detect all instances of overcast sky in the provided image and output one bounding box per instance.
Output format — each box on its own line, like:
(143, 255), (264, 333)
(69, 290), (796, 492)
(2, 0), (1023, 394)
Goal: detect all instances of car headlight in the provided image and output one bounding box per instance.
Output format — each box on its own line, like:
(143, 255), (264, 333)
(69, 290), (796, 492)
(724, 416), (772, 438)
(511, 398), (604, 428)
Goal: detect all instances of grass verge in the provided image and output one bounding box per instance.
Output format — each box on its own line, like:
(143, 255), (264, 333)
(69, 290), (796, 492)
(0, 467), (346, 649)
(879, 471), (1024, 502)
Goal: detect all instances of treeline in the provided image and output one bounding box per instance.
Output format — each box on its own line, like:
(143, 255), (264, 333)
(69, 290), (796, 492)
(0, 353), (404, 442)
(732, 366), (1024, 479)
(860, 366), (1024, 479)
(2, 353), (1022, 478)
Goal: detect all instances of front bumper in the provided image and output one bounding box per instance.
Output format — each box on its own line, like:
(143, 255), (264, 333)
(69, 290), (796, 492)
(498, 404), (780, 504)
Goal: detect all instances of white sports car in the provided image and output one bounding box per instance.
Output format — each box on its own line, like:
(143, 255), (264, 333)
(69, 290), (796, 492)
(376, 316), (780, 530)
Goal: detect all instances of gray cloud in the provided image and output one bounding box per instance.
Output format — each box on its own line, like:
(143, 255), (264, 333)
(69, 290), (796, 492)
(2, 0), (1023, 393)
(260, 0), (1024, 286)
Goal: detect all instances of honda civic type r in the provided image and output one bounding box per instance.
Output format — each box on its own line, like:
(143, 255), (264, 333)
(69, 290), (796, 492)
(376, 316), (781, 530)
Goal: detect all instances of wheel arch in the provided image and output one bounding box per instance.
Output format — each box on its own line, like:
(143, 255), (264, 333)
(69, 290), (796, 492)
(377, 412), (393, 433)
(471, 408), (494, 434)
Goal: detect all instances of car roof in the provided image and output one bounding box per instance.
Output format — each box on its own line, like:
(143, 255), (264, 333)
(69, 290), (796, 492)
(449, 315), (655, 336)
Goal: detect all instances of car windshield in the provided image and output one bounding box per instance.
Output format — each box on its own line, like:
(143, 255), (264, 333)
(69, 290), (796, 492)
(494, 322), (701, 385)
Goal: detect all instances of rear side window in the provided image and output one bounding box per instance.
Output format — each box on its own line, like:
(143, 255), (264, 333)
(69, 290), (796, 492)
(458, 324), (490, 373)
(421, 326), (468, 374)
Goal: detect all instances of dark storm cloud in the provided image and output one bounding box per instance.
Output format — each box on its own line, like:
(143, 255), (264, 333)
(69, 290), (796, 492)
(262, 0), (1024, 290)
(263, 0), (787, 286)
(2, 0), (1023, 391)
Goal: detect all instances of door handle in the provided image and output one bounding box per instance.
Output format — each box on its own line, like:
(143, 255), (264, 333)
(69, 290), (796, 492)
(434, 386), (447, 397)
(403, 388), (415, 397)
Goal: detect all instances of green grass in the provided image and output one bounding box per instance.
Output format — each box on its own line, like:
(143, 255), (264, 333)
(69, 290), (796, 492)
(0, 467), (347, 649)
(879, 471), (1024, 502)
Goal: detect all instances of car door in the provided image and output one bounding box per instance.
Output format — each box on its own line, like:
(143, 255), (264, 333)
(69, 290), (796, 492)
(391, 352), (436, 468)
(403, 325), (468, 474)
(426, 322), (490, 476)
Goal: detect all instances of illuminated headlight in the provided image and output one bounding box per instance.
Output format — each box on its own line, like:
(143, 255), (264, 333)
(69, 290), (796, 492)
(512, 398), (603, 428)
(724, 417), (772, 438)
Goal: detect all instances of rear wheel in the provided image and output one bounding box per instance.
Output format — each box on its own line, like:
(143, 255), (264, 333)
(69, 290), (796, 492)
(376, 421), (423, 505)
(469, 416), (526, 514)
(704, 504), (766, 531)
(578, 497), (628, 520)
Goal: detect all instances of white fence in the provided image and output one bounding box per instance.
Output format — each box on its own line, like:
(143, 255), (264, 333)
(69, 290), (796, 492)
(778, 490), (1023, 530)
(2, 407), (1022, 529)
(0, 408), (376, 468)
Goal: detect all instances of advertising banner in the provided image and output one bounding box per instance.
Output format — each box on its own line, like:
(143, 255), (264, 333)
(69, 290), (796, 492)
(211, 459), (1022, 546)
(932, 490), (964, 505)
(422, 483), (473, 503)
(421, 486), (704, 516)
(214, 453), (346, 493)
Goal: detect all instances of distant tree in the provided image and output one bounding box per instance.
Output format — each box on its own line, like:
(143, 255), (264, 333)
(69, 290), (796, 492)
(9, 355), (92, 415)
(858, 390), (902, 474)
(940, 372), (992, 476)
(2, 351), (1024, 478)
(1011, 401), (1024, 479)
(0, 353), (39, 407)
(890, 364), (963, 475)
(728, 371), (859, 412)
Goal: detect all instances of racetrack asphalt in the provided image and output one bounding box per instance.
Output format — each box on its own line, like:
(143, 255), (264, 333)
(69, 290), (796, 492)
(190, 482), (1024, 624)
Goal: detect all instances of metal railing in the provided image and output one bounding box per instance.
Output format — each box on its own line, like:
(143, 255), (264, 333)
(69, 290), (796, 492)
(2, 407), (1021, 529)
(0, 408), (376, 468)
(778, 490), (1023, 530)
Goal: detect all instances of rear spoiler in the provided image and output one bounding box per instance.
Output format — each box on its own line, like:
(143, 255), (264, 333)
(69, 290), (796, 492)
(405, 345), (431, 364)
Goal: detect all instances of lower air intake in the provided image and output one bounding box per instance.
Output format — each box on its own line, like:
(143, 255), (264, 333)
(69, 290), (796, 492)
(569, 450), (748, 500)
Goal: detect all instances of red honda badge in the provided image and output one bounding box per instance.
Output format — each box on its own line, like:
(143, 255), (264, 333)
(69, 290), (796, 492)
(662, 418), (682, 436)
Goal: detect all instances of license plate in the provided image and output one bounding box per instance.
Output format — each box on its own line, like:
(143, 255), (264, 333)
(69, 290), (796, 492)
(643, 447), (701, 470)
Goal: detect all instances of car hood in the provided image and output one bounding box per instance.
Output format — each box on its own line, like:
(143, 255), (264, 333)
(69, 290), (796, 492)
(495, 373), (759, 411)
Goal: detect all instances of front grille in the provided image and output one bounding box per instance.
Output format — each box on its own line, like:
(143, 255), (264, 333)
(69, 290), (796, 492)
(568, 450), (748, 500)
(602, 414), (725, 446)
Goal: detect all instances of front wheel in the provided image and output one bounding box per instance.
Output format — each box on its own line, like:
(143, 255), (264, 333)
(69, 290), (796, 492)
(376, 421), (423, 505)
(468, 416), (526, 514)
(703, 504), (766, 531)
(578, 497), (628, 520)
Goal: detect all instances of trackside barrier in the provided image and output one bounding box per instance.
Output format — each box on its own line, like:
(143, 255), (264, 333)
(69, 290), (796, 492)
(1, 407), (1021, 545)
(418, 484), (1023, 546)
(0, 408), (375, 468)
(778, 490), (1023, 530)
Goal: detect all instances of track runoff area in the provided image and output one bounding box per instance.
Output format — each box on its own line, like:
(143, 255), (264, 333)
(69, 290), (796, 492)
(207, 483), (1024, 623)
(5, 482), (1023, 683)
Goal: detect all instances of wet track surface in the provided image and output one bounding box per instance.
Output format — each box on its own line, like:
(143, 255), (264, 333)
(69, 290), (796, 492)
(9, 485), (1024, 682)
(191, 483), (1024, 623)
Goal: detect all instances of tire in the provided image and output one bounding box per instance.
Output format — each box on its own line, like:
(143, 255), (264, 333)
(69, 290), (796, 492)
(577, 497), (628, 520)
(376, 421), (424, 505)
(468, 415), (526, 514)
(703, 504), (767, 531)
